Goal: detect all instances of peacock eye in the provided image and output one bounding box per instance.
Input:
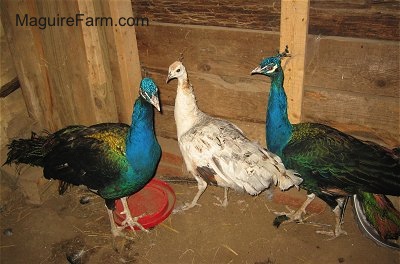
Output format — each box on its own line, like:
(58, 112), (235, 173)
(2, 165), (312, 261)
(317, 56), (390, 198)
(176, 68), (181, 73)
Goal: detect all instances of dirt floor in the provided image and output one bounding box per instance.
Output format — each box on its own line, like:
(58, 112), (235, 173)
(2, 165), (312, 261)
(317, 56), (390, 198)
(0, 178), (399, 264)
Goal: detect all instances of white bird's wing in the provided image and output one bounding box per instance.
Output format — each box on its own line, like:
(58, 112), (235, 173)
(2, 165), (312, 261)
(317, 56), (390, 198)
(179, 117), (302, 195)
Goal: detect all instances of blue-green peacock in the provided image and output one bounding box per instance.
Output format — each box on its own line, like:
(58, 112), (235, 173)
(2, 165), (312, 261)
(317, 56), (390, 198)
(251, 47), (400, 249)
(4, 77), (162, 238)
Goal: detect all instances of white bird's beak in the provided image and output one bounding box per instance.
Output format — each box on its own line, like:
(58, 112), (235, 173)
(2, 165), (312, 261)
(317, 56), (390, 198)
(166, 73), (173, 83)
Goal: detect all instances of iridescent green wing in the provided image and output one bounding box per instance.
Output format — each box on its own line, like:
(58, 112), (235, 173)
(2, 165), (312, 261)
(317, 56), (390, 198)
(43, 123), (130, 191)
(283, 123), (400, 196)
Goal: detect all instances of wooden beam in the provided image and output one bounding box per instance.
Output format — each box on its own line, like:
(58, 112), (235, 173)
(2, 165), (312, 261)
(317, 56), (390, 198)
(100, 0), (142, 124)
(0, 77), (20, 98)
(280, 0), (310, 123)
(132, 0), (399, 41)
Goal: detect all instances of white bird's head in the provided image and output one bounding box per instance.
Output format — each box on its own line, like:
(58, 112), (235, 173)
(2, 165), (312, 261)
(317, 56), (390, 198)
(166, 61), (187, 83)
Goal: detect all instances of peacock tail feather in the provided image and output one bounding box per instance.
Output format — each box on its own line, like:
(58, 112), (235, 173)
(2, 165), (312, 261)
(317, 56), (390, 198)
(4, 132), (48, 167)
(356, 192), (400, 240)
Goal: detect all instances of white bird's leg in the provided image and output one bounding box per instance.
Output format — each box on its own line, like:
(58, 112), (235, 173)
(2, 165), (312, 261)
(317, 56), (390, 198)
(119, 197), (149, 233)
(316, 197), (348, 238)
(173, 176), (207, 213)
(214, 187), (229, 207)
(275, 193), (316, 222)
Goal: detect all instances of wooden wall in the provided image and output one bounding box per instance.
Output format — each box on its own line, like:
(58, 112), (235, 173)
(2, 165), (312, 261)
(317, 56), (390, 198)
(0, 0), (142, 132)
(133, 0), (400, 148)
(132, 0), (399, 41)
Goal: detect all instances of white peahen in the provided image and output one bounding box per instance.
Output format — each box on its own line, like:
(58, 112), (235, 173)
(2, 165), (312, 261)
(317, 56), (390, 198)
(166, 60), (302, 212)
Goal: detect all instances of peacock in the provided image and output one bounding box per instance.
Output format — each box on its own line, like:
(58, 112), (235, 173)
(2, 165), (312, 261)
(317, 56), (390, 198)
(166, 60), (302, 212)
(251, 48), (400, 248)
(4, 77), (162, 239)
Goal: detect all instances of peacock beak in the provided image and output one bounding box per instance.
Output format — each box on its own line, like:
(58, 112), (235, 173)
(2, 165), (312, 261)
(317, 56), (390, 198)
(166, 73), (173, 83)
(251, 66), (262, 75)
(150, 95), (161, 112)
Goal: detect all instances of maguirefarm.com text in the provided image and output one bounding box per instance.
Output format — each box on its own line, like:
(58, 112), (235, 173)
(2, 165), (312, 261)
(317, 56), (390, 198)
(16, 13), (149, 30)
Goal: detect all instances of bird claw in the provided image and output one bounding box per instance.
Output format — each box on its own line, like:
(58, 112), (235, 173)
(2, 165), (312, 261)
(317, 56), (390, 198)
(316, 226), (347, 239)
(120, 212), (148, 233)
(172, 202), (201, 214)
(274, 205), (296, 216)
(110, 224), (136, 240)
(213, 195), (228, 207)
(274, 205), (306, 223)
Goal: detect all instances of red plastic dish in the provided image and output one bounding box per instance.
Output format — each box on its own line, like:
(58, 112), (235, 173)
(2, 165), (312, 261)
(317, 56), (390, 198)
(113, 178), (176, 231)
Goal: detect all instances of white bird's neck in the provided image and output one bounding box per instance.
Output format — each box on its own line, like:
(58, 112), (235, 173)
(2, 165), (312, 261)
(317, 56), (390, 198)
(174, 74), (204, 138)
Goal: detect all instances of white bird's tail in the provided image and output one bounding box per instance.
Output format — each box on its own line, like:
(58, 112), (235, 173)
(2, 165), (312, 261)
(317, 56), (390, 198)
(261, 149), (303, 191)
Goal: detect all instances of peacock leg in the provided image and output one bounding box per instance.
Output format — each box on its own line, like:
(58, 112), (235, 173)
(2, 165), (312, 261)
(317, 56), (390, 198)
(118, 197), (149, 233)
(213, 187), (229, 207)
(317, 197), (348, 237)
(173, 176), (207, 213)
(275, 193), (316, 223)
(106, 206), (131, 239)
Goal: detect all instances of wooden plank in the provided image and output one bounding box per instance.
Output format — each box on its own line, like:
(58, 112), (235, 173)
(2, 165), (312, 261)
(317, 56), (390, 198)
(75, 0), (119, 123)
(132, 0), (281, 32)
(0, 77), (19, 98)
(305, 36), (399, 97)
(32, 0), (118, 127)
(136, 23), (280, 78)
(100, 0), (142, 124)
(308, 3), (399, 41)
(0, 0), (58, 130)
(0, 19), (17, 87)
(132, 0), (399, 41)
(280, 0), (309, 124)
(303, 86), (400, 147)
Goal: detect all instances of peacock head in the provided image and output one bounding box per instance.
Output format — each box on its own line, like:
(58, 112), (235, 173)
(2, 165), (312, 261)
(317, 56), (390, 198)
(166, 61), (187, 83)
(251, 46), (290, 78)
(140, 77), (161, 111)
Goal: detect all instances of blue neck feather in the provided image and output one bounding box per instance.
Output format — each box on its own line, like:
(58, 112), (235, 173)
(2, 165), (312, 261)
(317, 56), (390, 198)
(126, 97), (158, 167)
(266, 71), (293, 156)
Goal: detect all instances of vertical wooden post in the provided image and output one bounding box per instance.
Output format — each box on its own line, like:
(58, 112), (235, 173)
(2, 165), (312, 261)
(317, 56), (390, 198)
(100, 0), (142, 124)
(280, 0), (310, 124)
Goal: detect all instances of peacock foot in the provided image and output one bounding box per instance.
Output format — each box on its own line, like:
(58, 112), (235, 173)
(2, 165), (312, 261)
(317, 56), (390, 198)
(106, 207), (135, 240)
(273, 193), (316, 227)
(273, 205), (309, 227)
(120, 212), (148, 233)
(316, 225), (347, 239)
(118, 197), (148, 233)
(316, 201), (348, 239)
(316, 214), (347, 239)
(110, 225), (134, 240)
